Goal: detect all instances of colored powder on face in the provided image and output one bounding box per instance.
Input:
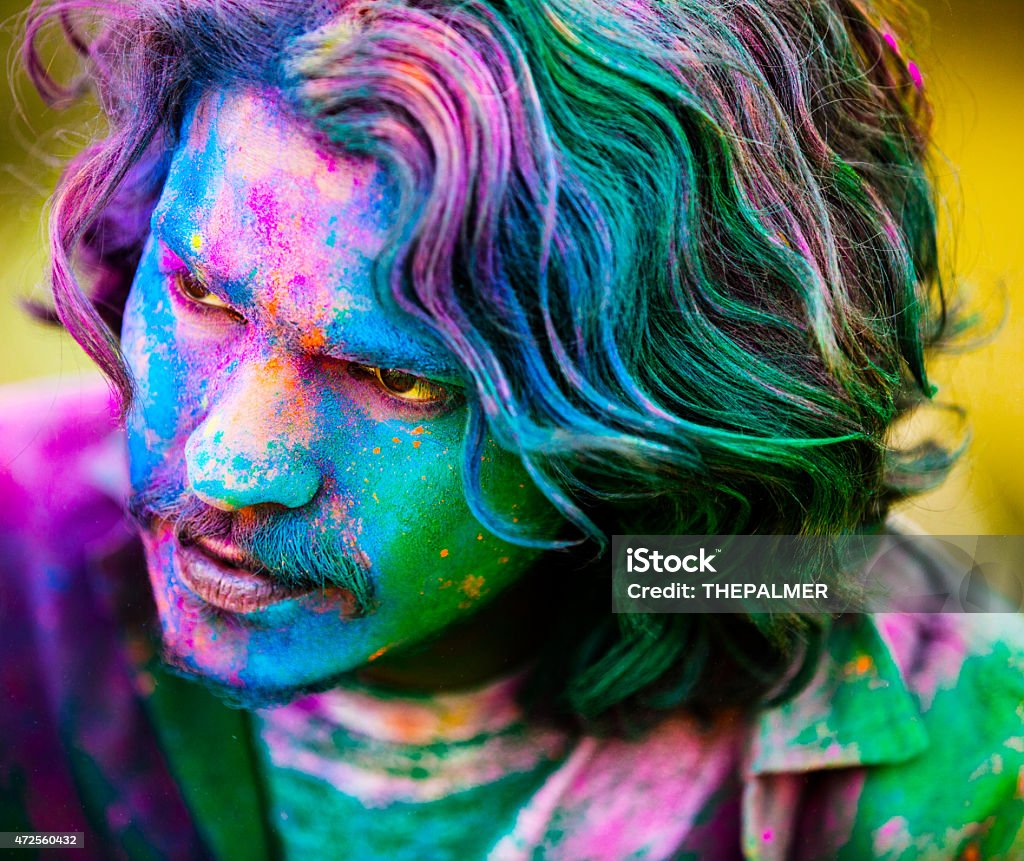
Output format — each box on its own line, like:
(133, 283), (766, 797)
(460, 575), (485, 600)
(247, 184), (285, 249)
(299, 329), (327, 351)
(367, 645), (390, 662)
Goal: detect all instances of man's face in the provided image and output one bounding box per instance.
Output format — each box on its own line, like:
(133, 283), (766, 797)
(122, 87), (553, 701)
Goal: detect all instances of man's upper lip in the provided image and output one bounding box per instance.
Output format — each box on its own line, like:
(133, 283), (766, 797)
(174, 533), (315, 614)
(189, 533), (252, 569)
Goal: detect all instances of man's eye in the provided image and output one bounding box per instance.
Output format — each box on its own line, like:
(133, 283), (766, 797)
(375, 367), (450, 402)
(352, 364), (450, 403)
(172, 272), (235, 313)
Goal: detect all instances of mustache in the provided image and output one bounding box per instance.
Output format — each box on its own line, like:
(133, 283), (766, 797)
(127, 477), (374, 613)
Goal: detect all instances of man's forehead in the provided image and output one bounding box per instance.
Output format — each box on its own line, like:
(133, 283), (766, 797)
(189, 88), (385, 204)
(154, 86), (394, 269)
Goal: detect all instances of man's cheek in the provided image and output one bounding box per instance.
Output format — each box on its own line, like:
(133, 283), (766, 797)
(124, 292), (177, 472)
(360, 444), (532, 618)
(123, 323), (212, 488)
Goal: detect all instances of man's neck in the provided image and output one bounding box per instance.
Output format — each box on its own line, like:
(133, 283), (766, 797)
(255, 665), (572, 861)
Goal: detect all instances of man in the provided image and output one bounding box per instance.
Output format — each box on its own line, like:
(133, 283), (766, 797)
(2, 0), (1023, 858)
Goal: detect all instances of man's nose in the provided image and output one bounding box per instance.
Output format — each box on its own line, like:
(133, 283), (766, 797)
(184, 358), (321, 511)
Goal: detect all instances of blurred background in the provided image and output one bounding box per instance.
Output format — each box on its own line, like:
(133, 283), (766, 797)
(0, 0), (1022, 537)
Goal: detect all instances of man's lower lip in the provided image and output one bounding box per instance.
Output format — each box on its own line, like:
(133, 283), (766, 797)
(175, 542), (314, 614)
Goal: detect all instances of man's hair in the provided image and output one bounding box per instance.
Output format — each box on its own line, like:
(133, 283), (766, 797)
(26, 0), (956, 722)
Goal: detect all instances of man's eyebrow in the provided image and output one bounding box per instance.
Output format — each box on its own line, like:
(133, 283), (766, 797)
(149, 210), (255, 302)
(317, 340), (467, 382)
(150, 208), (197, 265)
(150, 212), (215, 280)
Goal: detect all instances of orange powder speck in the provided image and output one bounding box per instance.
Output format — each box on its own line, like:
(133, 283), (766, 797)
(367, 645), (390, 662)
(854, 654), (873, 675)
(300, 329), (327, 350)
(440, 548), (449, 558)
(410, 426), (425, 435)
(477, 534), (483, 541)
(512, 517), (519, 523)
(460, 574), (486, 600)
(392, 437), (401, 444)
(961, 844), (980, 861)
(498, 557), (509, 565)
(373, 447), (381, 454)
(413, 440), (422, 449)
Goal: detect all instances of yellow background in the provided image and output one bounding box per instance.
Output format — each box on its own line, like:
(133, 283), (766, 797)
(0, 1), (1021, 535)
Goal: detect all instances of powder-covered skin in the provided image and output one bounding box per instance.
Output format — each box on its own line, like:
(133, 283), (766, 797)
(121, 86), (558, 701)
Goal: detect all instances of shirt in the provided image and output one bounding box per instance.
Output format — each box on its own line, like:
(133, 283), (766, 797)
(2, 378), (1023, 860)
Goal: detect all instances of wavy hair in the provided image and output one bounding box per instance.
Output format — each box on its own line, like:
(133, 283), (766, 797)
(25, 0), (955, 722)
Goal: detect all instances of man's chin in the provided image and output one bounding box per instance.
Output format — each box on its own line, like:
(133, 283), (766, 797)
(157, 646), (355, 711)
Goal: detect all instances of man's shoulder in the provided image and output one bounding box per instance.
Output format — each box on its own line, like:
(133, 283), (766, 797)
(0, 375), (128, 549)
(878, 609), (1024, 703)
(733, 603), (1024, 858)
(833, 611), (1024, 857)
(880, 608), (1024, 764)
(868, 529), (1024, 771)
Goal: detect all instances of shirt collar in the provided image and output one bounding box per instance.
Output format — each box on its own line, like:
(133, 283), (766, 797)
(747, 613), (929, 775)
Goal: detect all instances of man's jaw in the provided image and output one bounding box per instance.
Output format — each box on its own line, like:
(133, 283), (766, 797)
(155, 648), (362, 711)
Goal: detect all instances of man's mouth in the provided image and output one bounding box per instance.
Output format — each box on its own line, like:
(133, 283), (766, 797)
(174, 534), (316, 614)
